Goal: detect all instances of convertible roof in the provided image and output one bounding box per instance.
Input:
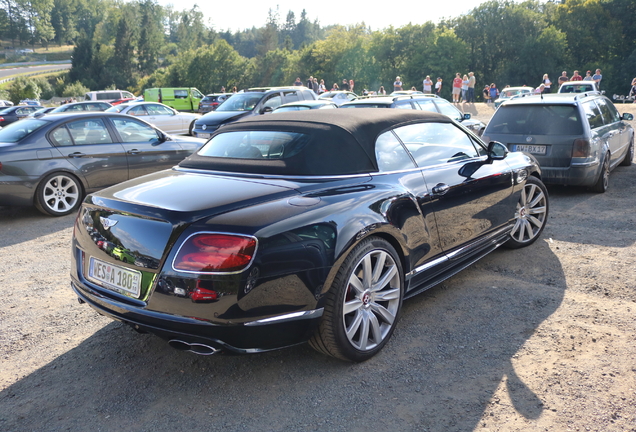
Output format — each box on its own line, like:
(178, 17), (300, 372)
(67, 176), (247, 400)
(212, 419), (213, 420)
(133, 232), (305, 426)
(180, 109), (451, 176)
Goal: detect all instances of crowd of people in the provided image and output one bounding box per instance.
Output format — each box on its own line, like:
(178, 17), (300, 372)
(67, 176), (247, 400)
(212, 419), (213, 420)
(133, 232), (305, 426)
(293, 76), (355, 95)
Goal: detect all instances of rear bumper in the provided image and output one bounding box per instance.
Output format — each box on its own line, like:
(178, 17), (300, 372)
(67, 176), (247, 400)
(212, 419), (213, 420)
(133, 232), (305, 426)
(541, 161), (600, 186)
(71, 277), (323, 354)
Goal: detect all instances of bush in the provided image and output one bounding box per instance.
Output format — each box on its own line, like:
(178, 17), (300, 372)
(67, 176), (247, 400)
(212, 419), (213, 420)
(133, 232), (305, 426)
(62, 81), (90, 98)
(7, 77), (41, 103)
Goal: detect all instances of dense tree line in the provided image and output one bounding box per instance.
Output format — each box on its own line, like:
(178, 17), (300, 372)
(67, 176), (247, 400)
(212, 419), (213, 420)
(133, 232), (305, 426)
(2, 0), (635, 100)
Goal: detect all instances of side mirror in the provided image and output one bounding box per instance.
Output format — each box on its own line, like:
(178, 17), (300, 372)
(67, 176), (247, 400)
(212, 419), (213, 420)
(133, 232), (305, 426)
(623, 113), (634, 121)
(260, 106), (273, 114)
(463, 113), (471, 120)
(488, 141), (508, 160)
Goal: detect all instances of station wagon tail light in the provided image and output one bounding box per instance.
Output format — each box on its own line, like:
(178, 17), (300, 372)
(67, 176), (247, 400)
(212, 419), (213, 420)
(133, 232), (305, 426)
(572, 139), (591, 157)
(173, 233), (257, 273)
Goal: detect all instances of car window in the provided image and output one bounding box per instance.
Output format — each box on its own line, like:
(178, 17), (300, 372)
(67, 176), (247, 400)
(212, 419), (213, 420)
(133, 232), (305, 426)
(581, 101), (604, 129)
(282, 91), (300, 104)
(86, 103), (105, 111)
(192, 89), (204, 99)
(395, 101), (414, 110)
(434, 100), (463, 121)
(58, 118), (113, 145)
(128, 105), (148, 116)
(595, 98), (620, 124)
(0, 119), (47, 143)
(415, 99), (438, 113)
(111, 118), (159, 142)
(394, 122), (480, 168)
(174, 90), (188, 99)
(486, 105), (583, 135)
(375, 131), (416, 172)
(147, 104), (174, 115)
(263, 94), (282, 110)
(198, 131), (311, 159)
(17, 107), (35, 115)
(217, 93), (262, 112)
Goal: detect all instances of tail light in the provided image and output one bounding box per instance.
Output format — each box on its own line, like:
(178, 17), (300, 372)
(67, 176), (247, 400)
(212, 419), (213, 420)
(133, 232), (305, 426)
(572, 139), (591, 157)
(173, 233), (257, 273)
(0, 117), (4, 122)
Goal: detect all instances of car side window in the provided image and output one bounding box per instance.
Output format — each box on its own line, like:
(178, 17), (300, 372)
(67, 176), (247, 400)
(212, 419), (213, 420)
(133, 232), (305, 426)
(581, 101), (604, 129)
(395, 101), (414, 110)
(111, 118), (159, 143)
(59, 119), (113, 145)
(129, 105), (148, 116)
(375, 131), (416, 172)
(394, 122), (480, 168)
(415, 99), (438, 113)
(282, 91), (300, 104)
(147, 104), (173, 115)
(174, 90), (188, 99)
(595, 98), (620, 124)
(50, 126), (74, 146)
(86, 103), (103, 112)
(263, 94), (282, 110)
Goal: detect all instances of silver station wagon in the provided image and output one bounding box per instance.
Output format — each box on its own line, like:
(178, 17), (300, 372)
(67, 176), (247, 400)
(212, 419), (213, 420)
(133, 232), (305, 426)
(483, 93), (634, 192)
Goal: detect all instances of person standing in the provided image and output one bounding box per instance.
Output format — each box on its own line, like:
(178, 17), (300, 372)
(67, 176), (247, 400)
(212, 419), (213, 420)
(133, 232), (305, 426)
(583, 71), (593, 81)
(467, 72), (476, 102)
(349, 80), (355, 93)
(378, 85), (386, 95)
(293, 77), (303, 86)
(593, 69), (603, 89)
(312, 77), (320, 94)
(542, 74), (552, 93)
(571, 70), (583, 81)
(558, 71), (569, 88)
(483, 85), (491, 103)
(306, 76), (314, 88)
(341, 79), (350, 91)
(452, 73), (462, 103)
(461, 74), (469, 102)
(319, 79), (326, 94)
(423, 76), (433, 94)
(435, 77), (443, 96)
(489, 83), (499, 103)
(393, 76), (403, 92)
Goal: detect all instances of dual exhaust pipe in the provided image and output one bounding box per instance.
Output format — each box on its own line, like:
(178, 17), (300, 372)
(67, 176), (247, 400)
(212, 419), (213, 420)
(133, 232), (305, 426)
(168, 339), (221, 355)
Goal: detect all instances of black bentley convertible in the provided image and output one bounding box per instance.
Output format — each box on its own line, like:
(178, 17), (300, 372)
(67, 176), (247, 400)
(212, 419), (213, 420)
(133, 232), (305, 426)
(70, 109), (548, 362)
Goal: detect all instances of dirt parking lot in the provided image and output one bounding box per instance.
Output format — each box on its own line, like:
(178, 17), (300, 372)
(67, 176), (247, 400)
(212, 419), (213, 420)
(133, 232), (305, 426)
(0, 104), (635, 432)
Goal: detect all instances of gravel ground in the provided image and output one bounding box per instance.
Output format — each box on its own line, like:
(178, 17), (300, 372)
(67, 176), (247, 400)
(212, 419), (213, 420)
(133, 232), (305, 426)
(0, 104), (635, 432)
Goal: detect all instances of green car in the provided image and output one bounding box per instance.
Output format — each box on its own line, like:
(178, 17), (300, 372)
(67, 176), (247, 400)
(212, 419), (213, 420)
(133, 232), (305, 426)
(143, 88), (204, 112)
(112, 247), (135, 263)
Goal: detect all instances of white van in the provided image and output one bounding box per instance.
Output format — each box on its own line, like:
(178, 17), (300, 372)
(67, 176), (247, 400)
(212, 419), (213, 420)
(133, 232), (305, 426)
(84, 90), (135, 103)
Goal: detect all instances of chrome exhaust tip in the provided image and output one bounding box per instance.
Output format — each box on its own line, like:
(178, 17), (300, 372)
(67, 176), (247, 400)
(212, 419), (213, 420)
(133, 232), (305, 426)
(168, 339), (220, 356)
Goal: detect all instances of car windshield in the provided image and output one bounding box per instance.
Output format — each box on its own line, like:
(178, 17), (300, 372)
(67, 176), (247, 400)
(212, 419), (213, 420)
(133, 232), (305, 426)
(0, 107), (14, 115)
(274, 106), (311, 112)
(501, 89), (522, 98)
(0, 119), (48, 142)
(434, 100), (463, 121)
(487, 105), (583, 135)
(198, 131), (311, 159)
(201, 96), (215, 103)
(216, 93), (263, 112)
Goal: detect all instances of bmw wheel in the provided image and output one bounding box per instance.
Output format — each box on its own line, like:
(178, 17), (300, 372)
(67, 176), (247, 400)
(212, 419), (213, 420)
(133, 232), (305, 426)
(505, 176), (548, 249)
(34, 172), (82, 216)
(310, 237), (403, 362)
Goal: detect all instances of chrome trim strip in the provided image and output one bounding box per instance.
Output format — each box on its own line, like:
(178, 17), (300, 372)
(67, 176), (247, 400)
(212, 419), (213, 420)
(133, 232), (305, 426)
(571, 160), (600, 167)
(406, 255), (449, 278)
(446, 225), (512, 260)
(174, 166), (373, 181)
(244, 308), (324, 326)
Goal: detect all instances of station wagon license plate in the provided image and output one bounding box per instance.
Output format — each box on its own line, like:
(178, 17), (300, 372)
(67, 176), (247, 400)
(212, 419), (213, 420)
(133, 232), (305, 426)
(196, 133), (211, 139)
(88, 257), (141, 297)
(515, 144), (546, 155)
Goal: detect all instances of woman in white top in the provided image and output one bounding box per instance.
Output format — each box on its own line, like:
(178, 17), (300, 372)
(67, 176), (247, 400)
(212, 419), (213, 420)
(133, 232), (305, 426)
(543, 74), (552, 93)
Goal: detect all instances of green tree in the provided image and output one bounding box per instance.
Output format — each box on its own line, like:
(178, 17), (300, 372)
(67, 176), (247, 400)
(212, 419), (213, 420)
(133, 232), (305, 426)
(110, 13), (137, 88)
(137, 0), (164, 75)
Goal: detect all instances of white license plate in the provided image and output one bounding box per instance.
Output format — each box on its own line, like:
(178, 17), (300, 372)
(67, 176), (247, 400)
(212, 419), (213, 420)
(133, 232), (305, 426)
(89, 257), (141, 297)
(515, 144), (546, 155)
(196, 133), (211, 139)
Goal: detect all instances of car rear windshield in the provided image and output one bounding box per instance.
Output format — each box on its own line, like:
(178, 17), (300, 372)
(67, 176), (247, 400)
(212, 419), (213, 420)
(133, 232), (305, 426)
(198, 131), (311, 160)
(216, 93), (262, 112)
(0, 119), (48, 142)
(486, 105), (583, 135)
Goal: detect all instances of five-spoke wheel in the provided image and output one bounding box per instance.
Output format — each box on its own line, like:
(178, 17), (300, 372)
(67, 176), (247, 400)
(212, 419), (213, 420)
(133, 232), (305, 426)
(506, 176), (548, 249)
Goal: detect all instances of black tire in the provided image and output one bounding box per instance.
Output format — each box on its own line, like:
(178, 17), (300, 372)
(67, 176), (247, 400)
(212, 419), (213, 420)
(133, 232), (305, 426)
(34, 172), (83, 216)
(620, 137), (633, 166)
(591, 152), (610, 193)
(309, 237), (404, 362)
(504, 176), (549, 249)
(188, 120), (195, 136)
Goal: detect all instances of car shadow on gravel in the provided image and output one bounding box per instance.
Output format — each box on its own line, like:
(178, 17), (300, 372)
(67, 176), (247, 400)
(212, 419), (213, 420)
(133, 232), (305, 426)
(0, 206), (76, 248)
(0, 240), (565, 431)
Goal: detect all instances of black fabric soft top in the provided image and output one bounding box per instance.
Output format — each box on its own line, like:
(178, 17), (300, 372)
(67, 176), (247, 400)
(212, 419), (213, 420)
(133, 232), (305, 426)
(180, 109), (452, 176)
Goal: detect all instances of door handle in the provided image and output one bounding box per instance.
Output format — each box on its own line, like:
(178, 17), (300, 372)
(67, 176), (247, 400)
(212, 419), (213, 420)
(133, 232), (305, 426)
(67, 152), (85, 158)
(432, 183), (450, 195)
(127, 149), (140, 155)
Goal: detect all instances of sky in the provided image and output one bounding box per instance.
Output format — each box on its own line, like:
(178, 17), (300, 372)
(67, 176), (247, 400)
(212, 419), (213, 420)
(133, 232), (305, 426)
(154, 0), (491, 33)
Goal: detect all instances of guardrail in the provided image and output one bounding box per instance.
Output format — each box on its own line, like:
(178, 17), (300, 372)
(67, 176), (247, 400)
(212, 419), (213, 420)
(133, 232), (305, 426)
(0, 67), (69, 85)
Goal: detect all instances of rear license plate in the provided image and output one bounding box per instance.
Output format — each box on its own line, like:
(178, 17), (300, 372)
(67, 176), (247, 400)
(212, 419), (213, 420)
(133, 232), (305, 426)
(88, 257), (141, 297)
(196, 132), (211, 139)
(515, 144), (546, 155)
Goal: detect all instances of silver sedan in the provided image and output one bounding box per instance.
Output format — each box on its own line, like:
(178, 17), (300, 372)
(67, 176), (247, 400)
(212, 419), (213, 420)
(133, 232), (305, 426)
(106, 102), (200, 135)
